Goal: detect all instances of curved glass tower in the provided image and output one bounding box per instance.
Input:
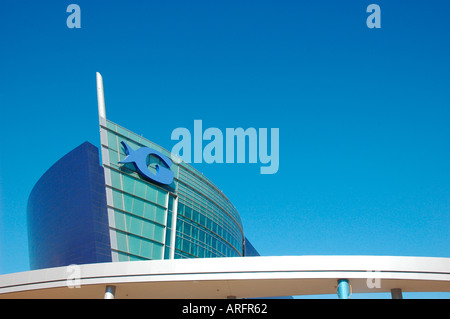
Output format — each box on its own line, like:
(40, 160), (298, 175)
(101, 118), (244, 261)
(27, 142), (112, 270)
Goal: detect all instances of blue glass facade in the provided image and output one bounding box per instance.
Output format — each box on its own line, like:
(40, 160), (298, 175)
(27, 142), (111, 270)
(100, 119), (245, 261)
(27, 119), (257, 270)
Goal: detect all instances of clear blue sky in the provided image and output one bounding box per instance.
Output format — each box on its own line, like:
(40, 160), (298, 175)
(0, 1), (449, 298)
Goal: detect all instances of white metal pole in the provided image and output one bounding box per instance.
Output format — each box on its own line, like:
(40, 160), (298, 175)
(96, 72), (106, 119)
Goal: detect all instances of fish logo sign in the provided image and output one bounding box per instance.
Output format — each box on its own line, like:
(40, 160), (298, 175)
(119, 141), (174, 185)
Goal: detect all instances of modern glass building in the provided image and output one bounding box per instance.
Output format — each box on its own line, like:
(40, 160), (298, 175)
(27, 73), (256, 270)
(100, 118), (245, 262)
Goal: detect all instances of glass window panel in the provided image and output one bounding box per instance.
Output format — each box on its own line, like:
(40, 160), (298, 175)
(110, 170), (121, 188)
(137, 136), (151, 148)
(140, 240), (153, 259)
(166, 211), (172, 229)
(149, 143), (163, 154)
(207, 235), (212, 247)
(123, 194), (133, 212)
(184, 206), (192, 220)
(134, 181), (146, 198)
(192, 210), (199, 223)
(118, 251), (129, 262)
(112, 190), (123, 210)
(207, 219), (212, 230)
(200, 214), (206, 227)
(125, 214), (132, 232)
(128, 235), (141, 256)
(144, 202), (156, 221)
(145, 184), (158, 203)
(191, 244), (198, 256)
(176, 220), (183, 232)
(114, 210), (126, 231)
(175, 238), (182, 250)
(106, 121), (116, 131)
(156, 189), (166, 206)
(142, 221), (155, 238)
(184, 223), (192, 237)
(115, 231), (128, 252)
(152, 243), (163, 259)
(132, 198), (144, 217)
(164, 246), (171, 259)
(122, 175), (135, 194)
(116, 126), (130, 139)
(155, 206), (166, 225)
(129, 216), (143, 236)
(177, 203), (185, 215)
(129, 255), (143, 261)
(107, 132), (118, 151)
(192, 226), (199, 240)
(200, 230), (206, 243)
(108, 150), (119, 166)
(154, 224), (165, 243)
(165, 226), (172, 246)
(182, 240), (190, 253)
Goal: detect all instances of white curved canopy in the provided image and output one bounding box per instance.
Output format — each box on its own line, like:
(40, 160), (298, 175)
(0, 255), (449, 298)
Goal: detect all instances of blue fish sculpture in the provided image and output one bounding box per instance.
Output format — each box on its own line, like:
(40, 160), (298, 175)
(119, 141), (174, 185)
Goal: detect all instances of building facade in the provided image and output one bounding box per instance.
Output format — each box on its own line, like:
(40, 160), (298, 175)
(27, 73), (253, 270)
(100, 118), (245, 262)
(27, 142), (111, 270)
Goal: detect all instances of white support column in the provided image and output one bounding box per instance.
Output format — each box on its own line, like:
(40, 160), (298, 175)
(161, 192), (170, 257)
(104, 285), (116, 299)
(169, 196), (178, 259)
